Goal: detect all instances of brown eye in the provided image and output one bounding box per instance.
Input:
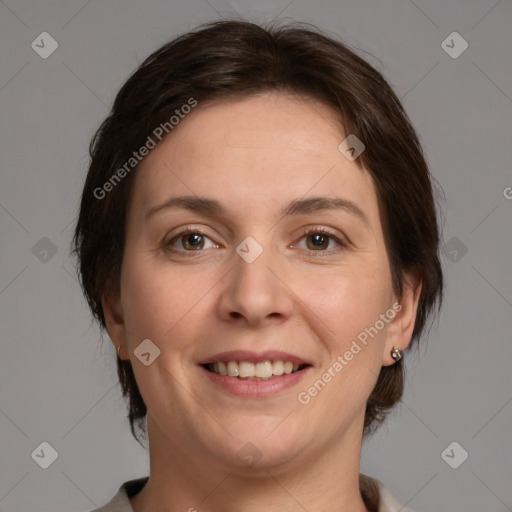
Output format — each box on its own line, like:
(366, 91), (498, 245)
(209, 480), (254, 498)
(292, 228), (346, 253)
(305, 233), (332, 250)
(181, 232), (205, 250)
(167, 229), (217, 252)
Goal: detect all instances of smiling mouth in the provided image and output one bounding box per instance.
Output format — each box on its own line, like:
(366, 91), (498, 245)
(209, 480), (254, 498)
(203, 360), (310, 380)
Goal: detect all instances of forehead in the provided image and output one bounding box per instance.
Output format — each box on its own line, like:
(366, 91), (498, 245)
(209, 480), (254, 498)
(132, 92), (378, 222)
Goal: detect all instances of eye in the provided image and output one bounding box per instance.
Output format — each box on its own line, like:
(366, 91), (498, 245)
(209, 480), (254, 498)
(293, 228), (346, 252)
(167, 228), (218, 252)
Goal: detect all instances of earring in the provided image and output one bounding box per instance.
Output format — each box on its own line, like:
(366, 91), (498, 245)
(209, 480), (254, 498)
(391, 346), (402, 362)
(117, 345), (121, 357)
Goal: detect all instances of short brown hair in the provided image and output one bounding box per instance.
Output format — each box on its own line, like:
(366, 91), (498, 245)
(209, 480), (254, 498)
(73, 19), (443, 442)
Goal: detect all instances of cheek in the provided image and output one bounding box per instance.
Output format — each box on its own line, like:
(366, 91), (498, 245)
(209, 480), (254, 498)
(120, 254), (218, 347)
(294, 258), (393, 347)
(295, 266), (393, 414)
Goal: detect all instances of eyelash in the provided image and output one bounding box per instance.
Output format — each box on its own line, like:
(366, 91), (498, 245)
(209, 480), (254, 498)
(294, 227), (348, 253)
(165, 227), (217, 257)
(165, 226), (347, 257)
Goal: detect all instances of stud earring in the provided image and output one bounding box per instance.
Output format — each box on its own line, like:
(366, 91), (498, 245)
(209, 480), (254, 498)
(391, 346), (402, 362)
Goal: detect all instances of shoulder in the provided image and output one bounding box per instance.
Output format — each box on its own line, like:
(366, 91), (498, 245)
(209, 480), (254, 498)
(89, 477), (148, 512)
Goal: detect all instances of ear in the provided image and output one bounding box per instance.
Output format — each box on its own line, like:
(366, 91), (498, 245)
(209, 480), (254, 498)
(382, 271), (422, 366)
(102, 294), (128, 360)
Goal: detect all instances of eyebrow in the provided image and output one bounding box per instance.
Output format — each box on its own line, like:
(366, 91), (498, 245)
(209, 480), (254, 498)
(145, 195), (369, 226)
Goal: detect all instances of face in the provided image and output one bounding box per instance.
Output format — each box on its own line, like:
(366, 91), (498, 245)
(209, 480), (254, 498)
(104, 92), (419, 473)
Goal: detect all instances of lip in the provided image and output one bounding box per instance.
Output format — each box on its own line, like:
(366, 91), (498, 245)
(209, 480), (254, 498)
(197, 350), (310, 366)
(199, 364), (312, 398)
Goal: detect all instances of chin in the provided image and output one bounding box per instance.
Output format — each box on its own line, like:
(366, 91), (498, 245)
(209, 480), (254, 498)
(222, 421), (311, 471)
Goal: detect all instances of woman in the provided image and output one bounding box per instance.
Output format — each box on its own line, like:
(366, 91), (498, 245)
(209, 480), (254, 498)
(74, 20), (443, 512)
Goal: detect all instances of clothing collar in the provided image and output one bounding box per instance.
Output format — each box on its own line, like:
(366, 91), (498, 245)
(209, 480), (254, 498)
(96, 474), (411, 512)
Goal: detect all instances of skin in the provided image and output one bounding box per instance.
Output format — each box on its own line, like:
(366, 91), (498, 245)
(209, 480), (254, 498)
(103, 92), (422, 512)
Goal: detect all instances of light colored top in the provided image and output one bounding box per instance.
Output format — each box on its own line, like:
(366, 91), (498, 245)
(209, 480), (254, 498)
(90, 474), (411, 512)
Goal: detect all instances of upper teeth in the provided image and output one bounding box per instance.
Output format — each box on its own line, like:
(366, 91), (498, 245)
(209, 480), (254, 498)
(209, 361), (301, 379)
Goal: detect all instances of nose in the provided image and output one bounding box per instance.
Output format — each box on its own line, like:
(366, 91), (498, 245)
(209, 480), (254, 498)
(216, 244), (294, 327)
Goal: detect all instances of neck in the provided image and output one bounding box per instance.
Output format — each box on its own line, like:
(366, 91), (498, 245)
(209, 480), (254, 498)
(130, 416), (369, 512)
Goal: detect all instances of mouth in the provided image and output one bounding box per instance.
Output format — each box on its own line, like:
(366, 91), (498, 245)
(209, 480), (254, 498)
(197, 350), (312, 396)
(202, 360), (310, 381)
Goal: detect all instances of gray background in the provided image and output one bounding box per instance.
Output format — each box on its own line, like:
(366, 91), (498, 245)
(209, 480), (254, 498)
(1, 1), (511, 511)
